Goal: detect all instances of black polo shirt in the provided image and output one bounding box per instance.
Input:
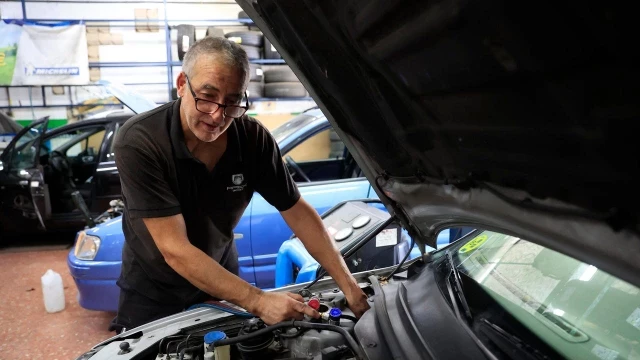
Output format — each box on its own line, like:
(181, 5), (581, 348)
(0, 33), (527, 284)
(113, 99), (300, 305)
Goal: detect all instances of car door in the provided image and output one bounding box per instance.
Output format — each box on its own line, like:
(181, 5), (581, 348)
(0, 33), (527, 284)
(0, 118), (50, 231)
(249, 127), (371, 289)
(37, 124), (108, 222)
(92, 120), (124, 213)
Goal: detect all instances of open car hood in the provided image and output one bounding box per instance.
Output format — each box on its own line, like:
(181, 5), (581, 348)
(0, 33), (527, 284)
(239, 0), (640, 287)
(96, 80), (158, 115)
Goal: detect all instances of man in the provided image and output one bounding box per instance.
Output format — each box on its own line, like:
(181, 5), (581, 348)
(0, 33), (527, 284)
(111, 37), (370, 332)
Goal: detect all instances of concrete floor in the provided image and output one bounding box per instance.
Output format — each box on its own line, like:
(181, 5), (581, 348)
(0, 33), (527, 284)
(0, 242), (115, 359)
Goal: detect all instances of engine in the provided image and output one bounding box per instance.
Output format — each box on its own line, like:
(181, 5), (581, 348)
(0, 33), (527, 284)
(153, 288), (362, 360)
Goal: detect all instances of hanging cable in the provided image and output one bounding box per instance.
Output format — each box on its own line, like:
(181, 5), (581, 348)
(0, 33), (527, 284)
(384, 236), (415, 280)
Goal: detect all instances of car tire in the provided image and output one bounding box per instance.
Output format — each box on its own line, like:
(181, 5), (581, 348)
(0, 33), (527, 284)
(205, 27), (225, 39)
(224, 31), (263, 47)
(250, 64), (263, 82)
(240, 45), (261, 60)
(247, 81), (264, 99)
(264, 66), (298, 83)
(264, 82), (307, 98)
(177, 24), (196, 61)
(263, 37), (282, 59)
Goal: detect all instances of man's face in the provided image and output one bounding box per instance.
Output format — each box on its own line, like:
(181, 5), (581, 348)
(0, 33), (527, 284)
(178, 56), (247, 143)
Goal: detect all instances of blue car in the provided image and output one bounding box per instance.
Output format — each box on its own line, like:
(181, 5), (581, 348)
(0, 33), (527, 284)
(68, 108), (383, 312)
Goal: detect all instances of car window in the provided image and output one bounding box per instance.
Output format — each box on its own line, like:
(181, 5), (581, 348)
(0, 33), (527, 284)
(285, 128), (345, 162)
(8, 121), (47, 171)
(455, 231), (640, 360)
(271, 114), (317, 144)
(66, 129), (106, 158)
(101, 122), (121, 162)
(42, 127), (106, 159)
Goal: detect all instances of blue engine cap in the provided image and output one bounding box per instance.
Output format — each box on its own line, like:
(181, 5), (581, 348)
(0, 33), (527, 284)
(204, 331), (227, 344)
(329, 308), (342, 320)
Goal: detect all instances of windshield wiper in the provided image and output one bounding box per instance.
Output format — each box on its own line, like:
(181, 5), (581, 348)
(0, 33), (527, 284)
(445, 251), (473, 322)
(480, 318), (550, 360)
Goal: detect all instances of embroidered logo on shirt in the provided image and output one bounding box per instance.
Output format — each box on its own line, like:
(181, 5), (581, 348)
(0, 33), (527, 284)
(227, 173), (247, 192)
(232, 174), (244, 185)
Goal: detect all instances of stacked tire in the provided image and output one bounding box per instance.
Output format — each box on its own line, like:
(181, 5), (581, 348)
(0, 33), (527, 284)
(177, 24), (196, 61)
(263, 66), (307, 98)
(247, 63), (264, 99)
(224, 31), (263, 60)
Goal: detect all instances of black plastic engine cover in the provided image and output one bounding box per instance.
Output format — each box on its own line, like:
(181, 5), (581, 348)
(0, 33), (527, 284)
(354, 261), (488, 360)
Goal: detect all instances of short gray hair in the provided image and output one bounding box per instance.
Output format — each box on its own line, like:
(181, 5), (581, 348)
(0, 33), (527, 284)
(182, 37), (250, 86)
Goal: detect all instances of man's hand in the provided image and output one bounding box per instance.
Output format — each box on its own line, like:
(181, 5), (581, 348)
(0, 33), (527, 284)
(281, 199), (373, 319)
(249, 292), (319, 325)
(344, 287), (370, 318)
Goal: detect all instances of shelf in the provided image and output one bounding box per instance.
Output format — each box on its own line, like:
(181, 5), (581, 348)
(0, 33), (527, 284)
(89, 62), (169, 68)
(0, 82), (168, 87)
(89, 59), (286, 68)
(249, 97), (314, 102)
(250, 59), (286, 65)
(0, 103), (125, 109)
(3, 0), (296, 113)
(2, 18), (253, 25)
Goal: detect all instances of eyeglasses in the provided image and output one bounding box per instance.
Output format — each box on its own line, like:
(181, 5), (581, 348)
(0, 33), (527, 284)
(184, 75), (249, 118)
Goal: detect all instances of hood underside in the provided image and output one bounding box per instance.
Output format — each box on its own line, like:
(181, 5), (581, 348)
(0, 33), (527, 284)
(240, 0), (640, 287)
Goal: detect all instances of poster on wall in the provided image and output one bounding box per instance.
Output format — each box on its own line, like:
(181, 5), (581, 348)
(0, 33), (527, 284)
(12, 22), (90, 85)
(0, 21), (23, 85)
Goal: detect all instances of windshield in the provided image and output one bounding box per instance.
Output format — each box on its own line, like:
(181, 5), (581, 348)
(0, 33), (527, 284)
(271, 114), (318, 144)
(7, 121), (47, 171)
(453, 231), (640, 360)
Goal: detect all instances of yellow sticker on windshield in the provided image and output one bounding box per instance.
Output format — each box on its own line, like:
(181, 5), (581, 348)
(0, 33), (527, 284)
(459, 234), (488, 254)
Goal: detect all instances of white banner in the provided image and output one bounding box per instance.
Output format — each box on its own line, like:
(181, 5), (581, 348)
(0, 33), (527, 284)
(12, 22), (89, 85)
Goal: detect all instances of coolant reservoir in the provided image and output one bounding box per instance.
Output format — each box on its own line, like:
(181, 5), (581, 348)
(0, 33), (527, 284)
(41, 269), (65, 313)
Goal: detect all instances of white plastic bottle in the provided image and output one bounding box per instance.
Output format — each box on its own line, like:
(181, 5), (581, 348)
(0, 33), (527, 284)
(41, 269), (65, 313)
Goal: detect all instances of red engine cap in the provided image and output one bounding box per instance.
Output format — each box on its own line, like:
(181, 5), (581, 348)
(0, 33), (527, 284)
(308, 297), (320, 310)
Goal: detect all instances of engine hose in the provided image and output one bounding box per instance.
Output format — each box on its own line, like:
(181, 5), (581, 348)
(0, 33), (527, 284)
(340, 314), (358, 323)
(186, 303), (254, 318)
(213, 320), (366, 360)
(178, 344), (201, 360)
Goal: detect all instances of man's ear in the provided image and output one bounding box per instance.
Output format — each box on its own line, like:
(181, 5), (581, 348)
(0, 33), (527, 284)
(176, 72), (187, 98)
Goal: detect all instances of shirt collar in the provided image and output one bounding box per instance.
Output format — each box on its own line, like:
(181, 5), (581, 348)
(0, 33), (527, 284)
(169, 98), (192, 160)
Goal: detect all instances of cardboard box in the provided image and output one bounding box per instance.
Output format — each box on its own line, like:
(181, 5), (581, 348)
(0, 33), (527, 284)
(86, 32), (99, 45)
(87, 45), (99, 61)
(89, 68), (101, 82)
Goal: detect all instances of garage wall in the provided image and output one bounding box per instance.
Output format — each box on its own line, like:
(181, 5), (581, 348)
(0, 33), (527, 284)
(0, 0), (316, 128)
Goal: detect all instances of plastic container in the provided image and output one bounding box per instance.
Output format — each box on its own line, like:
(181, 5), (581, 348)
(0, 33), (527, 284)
(204, 331), (230, 360)
(41, 269), (65, 313)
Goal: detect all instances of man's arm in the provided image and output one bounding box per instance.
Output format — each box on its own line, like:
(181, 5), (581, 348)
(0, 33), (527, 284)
(280, 198), (371, 317)
(143, 214), (319, 325)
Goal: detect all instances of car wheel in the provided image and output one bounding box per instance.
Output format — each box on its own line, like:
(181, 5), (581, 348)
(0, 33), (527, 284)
(264, 82), (307, 98)
(250, 64), (263, 82)
(247, 81), (264, 98)
(239, 45), (261, 60)
(238, 11), (249, 19)
(224, 31), (264, 47)
(264, 66), (298, 83)
(205, 26), (225, 39)
(263, 37), (282, 59)
(177, 24), (196, 61)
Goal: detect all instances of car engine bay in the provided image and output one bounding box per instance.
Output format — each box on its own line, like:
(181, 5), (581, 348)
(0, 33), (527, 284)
(78, 248), (492, 360)
(154, 286), (366, 360)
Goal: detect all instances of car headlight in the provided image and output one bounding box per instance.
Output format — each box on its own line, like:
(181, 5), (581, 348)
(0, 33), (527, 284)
(74, 231), (101, 260)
